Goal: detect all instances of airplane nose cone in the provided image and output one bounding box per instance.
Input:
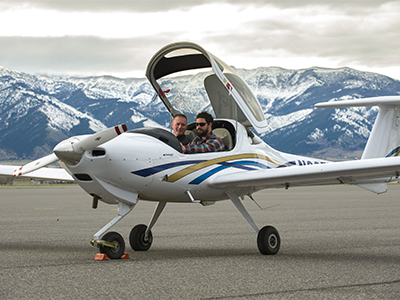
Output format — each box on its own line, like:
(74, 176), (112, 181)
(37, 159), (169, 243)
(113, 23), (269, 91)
(53, 124), (127, 166)
(53, 139), (83, 165)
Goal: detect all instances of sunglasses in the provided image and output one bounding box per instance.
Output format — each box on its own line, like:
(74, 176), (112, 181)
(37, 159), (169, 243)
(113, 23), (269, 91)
(195, 122), (207, 127)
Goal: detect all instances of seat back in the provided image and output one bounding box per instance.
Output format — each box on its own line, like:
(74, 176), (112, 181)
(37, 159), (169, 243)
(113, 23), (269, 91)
(213, 128), (233, 151)
(184, 130), (196, 141)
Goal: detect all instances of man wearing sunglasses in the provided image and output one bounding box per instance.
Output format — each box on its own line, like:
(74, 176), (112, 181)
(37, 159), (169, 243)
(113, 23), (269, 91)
(182, 112), (225, 154)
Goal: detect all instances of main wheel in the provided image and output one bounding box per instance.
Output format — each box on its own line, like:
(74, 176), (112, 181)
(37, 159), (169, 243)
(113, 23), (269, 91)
(257, 226), (280, 255)
(130, 224), (153, 251)
(99, 231), (125, 259)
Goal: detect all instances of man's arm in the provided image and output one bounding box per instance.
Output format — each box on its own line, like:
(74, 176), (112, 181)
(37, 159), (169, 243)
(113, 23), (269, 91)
(184, 134), (225, 154)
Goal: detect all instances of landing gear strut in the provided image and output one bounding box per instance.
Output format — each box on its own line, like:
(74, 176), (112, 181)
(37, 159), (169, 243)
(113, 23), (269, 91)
(90, 201), (135, 259)
(227, 192), (281, 255)
(129, 201), (166, 251)
(91, 201), (166, 259)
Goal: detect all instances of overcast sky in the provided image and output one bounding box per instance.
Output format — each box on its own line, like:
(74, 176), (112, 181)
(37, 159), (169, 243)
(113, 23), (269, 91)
(0, 0), (399, 80)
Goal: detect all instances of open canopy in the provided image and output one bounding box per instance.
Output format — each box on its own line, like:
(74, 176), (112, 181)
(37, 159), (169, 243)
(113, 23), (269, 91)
(146, 42), (268, 134)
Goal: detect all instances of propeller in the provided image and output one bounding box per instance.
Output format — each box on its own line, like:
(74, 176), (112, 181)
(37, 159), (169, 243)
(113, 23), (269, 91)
(13, 153), (58, 177)
(13, 124), (128, 177)
(54, 124), (127, 165)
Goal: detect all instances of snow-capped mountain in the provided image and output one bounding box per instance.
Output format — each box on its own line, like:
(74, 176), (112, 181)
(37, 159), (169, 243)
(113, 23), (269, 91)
(0, 65), (399, 160)
(235, 67), (400, 158)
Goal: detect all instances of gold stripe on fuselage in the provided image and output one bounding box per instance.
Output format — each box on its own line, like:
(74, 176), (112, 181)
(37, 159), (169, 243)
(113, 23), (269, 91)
(166, 153), (282, 182)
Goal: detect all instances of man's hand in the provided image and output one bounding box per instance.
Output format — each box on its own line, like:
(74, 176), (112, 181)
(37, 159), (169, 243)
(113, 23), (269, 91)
(180, 143), (186, 153)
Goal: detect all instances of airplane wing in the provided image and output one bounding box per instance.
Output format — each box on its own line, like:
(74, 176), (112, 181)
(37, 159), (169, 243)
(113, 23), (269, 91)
(209, 157), (400, 190)
(0, 165), (74, 182)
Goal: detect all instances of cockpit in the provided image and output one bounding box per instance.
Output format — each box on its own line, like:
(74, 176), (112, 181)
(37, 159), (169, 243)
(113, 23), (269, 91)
(128, 119), (236, 153)
(145, 42), (269, 135)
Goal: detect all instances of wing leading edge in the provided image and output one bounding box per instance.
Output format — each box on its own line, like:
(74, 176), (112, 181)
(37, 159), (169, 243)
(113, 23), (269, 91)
(209, 157), (400, 191)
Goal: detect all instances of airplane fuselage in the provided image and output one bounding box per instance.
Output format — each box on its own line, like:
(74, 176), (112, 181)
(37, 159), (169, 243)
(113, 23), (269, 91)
(66, 119), (327, 206)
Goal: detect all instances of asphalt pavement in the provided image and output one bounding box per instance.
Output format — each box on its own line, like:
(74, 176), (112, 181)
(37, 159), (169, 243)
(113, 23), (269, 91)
(0, 184), (399, 299)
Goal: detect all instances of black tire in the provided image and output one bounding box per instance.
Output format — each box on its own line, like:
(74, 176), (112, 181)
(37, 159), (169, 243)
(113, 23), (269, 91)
(257, 226), (280, 255)
(130, 224), (153, 251)
(99, 231), (125, 259)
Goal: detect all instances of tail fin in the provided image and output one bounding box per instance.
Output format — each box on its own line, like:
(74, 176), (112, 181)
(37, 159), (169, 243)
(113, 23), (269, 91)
(316, 96), (400, 194)
(315, 96), (400, 159)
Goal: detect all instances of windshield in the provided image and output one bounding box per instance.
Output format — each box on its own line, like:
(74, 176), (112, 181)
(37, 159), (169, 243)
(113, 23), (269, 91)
(156, 70), (213, 122)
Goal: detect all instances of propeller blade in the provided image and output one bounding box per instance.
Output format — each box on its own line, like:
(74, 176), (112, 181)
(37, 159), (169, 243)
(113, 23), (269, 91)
(54, 124), (128, 165)
(72, 124), (128, 153)
(13, 153), (59, 177)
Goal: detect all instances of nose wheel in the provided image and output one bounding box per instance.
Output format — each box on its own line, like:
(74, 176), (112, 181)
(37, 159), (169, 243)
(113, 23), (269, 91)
(99, 231), (126, 259)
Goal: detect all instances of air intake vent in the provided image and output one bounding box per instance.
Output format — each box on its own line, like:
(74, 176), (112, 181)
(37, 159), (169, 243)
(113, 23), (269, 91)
(75, 174), (93, 181)
(92, 149), (106, 156)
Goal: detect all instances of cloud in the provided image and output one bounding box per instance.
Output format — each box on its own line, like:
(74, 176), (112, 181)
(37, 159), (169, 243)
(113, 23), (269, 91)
(0, 36), (174, 77)
(0, 0), (211, 13)
(0, 1), (399, 79)
(1, 0), (396, 13)
(204, 2), (400, 69)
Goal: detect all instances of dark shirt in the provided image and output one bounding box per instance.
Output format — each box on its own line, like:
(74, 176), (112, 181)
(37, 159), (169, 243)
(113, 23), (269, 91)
(184, 132), (225, 154)
(177, 134), (191, 146)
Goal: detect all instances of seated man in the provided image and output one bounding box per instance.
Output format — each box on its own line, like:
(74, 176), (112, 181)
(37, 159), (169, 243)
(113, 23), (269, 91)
(171, 113), (191, 146)
(182, 112), (225, 154)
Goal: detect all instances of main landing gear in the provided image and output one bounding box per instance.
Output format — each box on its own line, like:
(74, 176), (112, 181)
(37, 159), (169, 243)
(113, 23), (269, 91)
(90, 201), (165, 259)
(227, 192), (281, 255)
(129, 224), (153, 251)
(91, 195), (281, 259)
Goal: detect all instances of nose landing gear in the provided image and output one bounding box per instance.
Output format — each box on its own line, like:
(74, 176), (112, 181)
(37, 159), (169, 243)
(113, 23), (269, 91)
(98, 231), (125, 259)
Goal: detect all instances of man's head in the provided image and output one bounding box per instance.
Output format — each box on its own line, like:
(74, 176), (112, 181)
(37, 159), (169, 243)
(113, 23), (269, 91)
(171, 114), (188, 137)
(195, 111), (213, 138)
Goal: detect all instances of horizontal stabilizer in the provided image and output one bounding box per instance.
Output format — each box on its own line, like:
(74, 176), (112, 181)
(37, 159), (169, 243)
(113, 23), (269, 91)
(315, 96), (400, 108)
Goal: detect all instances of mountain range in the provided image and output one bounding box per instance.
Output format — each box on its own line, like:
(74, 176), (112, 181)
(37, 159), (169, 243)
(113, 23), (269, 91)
(1, 65), (400, 160)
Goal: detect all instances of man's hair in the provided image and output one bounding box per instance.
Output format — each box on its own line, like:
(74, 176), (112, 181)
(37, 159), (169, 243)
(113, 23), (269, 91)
(173, 113), (187, 121)
(196, 111), (213, 124)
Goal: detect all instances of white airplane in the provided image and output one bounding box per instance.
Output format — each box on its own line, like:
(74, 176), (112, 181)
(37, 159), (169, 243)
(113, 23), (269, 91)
(2, 42), (400, 259)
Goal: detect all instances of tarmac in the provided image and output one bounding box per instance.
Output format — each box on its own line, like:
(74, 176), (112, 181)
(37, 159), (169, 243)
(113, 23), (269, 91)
(0, 184), (399, 299)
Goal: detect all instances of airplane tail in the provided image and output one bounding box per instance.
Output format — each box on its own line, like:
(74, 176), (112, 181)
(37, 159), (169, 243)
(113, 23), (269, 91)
(316, 96), (400, 159)
(361, 100), (400, 160)
(316, 96), (400, 194)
